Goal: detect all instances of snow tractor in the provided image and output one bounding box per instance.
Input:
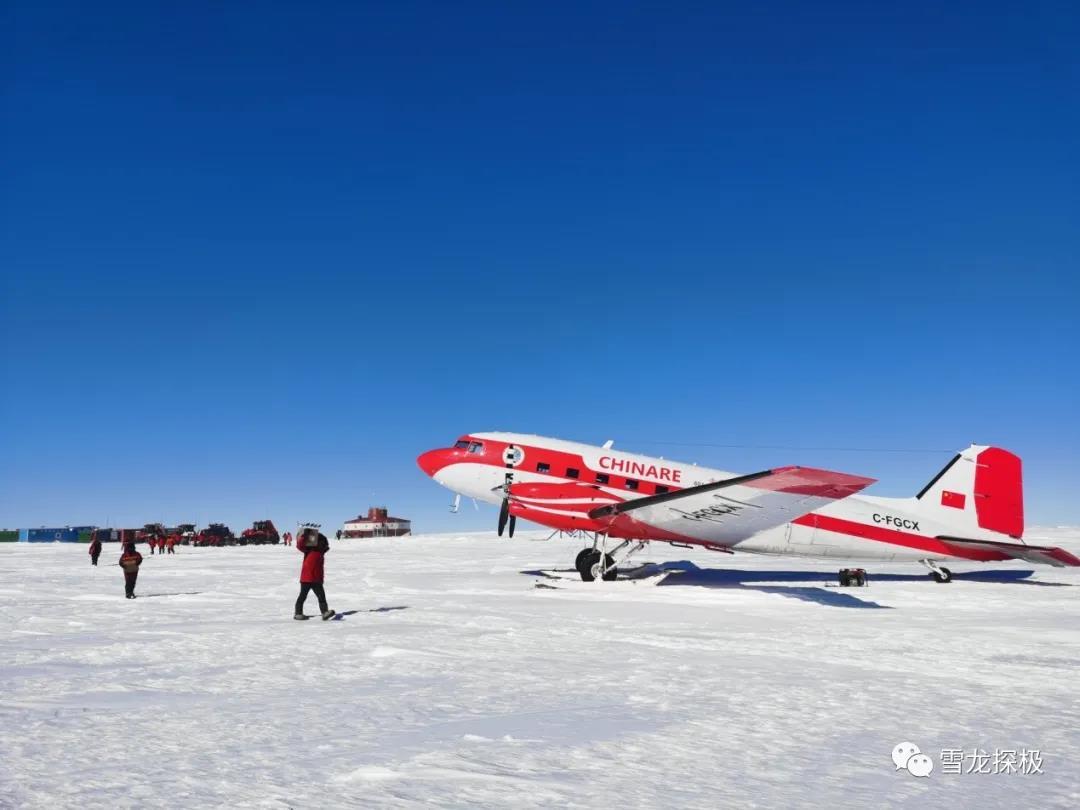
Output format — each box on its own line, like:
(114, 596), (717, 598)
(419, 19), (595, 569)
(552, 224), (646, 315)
(175, 524), (197, 545)
(196, 523), (235, 547)
(241, 520), (280, 545)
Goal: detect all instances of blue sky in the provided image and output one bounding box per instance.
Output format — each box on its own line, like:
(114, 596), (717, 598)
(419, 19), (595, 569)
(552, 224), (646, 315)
(2, 1), (1078, 533)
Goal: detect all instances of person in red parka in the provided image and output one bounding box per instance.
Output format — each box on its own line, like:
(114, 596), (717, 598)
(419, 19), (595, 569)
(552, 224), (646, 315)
(119, 543), (143, 599)
(294, 528), (333, 620)
(89, 536), (102, 566)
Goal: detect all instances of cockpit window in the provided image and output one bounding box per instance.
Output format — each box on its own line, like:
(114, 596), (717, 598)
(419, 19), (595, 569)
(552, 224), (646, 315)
(467, 442), (484, 454)
(454, 440), (471, 449)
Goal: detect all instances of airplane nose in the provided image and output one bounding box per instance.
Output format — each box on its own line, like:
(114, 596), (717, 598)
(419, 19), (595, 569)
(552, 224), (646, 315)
(417, 449), (450, 477)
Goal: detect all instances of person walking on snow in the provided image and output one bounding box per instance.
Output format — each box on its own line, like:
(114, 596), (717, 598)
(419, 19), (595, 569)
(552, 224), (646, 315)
(119, 543), (143, 599)
(89, 535), (102, 566)
(294, 529), (333, 620)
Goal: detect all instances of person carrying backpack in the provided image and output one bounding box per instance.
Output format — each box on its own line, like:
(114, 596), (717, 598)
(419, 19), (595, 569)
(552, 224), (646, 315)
(119, 543), (143, 599)
(294, 528), (333, 620)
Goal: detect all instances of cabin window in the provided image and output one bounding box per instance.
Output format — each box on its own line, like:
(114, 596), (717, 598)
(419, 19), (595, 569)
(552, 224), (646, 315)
(467, 442), (484, 454)
(566, 468), (580, 479)
(536, 462), (550, 473)
(625, 479), (639, 491)
(454, 440), (470, 449)
(655, 485), (670, 494)
(595, 473), (610, 484)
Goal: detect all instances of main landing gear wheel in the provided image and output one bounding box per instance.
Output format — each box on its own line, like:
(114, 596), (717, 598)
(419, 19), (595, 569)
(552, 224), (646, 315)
(931, 567), (953, 584)
(578, 551), (617, 582)
(574, 548), (594, 572)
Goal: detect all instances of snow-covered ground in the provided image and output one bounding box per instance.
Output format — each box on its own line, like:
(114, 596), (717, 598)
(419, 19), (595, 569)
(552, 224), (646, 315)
(2, 530), (1079, 809)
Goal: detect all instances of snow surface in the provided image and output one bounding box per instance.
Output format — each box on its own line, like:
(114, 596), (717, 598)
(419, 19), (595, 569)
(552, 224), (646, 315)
(2, 530), (1079, 809)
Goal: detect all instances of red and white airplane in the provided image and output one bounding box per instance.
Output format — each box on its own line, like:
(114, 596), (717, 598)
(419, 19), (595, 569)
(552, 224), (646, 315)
(417, 432), (1080, 582)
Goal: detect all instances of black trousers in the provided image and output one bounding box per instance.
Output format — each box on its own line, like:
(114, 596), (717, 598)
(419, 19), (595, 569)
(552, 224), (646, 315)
(91, 555), (100, 566)
(296, 583), (328, 615)
(124, 571), (138, 596)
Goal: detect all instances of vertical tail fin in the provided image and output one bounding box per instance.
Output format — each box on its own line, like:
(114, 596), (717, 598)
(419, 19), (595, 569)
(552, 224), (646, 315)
(915, 446), (1024, 538)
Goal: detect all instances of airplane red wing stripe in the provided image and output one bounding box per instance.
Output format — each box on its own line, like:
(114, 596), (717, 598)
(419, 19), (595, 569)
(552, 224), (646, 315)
(746, 466), (876, 498)
(794, 514), (1013, 562)
(591, 466), (874, 520)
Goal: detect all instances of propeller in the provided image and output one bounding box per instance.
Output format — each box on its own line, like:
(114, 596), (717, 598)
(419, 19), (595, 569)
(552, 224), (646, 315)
(495, 473), (517, 538)
(494, 444), (524, 537)
(496, 489), (517, 537)
(498, 497), (510, 536)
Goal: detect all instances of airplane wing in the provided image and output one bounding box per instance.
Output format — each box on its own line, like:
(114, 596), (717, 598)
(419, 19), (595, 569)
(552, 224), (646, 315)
(938, 536), (1080, 567)
(589, 466), (876, 546)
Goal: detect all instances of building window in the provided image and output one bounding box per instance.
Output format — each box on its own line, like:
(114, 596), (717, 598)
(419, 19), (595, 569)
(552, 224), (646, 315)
(537, 462), (550, 473)
(595, 473), (610, 484)
(566, 468), (580, 479)
(655, 485), (670, 494)
(625, 479), (639, 491)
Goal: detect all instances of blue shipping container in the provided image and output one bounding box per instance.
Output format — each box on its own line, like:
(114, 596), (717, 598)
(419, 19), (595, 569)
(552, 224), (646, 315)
(19, 527), (81, 542)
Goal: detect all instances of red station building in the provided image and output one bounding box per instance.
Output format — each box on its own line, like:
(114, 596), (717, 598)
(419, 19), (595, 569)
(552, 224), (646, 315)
(341, 507), (412, 538)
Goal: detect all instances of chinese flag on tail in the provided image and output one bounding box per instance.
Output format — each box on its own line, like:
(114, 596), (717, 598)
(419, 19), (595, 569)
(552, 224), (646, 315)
(941, 490), (966, 509)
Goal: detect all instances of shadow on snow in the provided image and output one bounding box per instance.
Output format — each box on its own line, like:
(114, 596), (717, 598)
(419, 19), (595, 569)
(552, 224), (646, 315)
(652, 563), (894, 608)
(522, 566), (887, 608)
(139, 592), (206, 598)
(653, 562), (1048, 585)
(331, 606), (409, 620)
(521, 561), (1067, 609)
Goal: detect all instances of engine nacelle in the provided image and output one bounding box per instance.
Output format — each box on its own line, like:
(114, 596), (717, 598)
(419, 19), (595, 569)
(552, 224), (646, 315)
(507, 481), (623, 533)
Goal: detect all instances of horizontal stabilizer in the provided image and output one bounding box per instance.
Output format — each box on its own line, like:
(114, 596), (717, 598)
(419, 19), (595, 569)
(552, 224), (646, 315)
(938, 536), (1080, 568)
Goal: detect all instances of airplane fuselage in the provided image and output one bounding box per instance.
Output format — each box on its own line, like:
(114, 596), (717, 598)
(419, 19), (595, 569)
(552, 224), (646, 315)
(417, 432), (1020, 565)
